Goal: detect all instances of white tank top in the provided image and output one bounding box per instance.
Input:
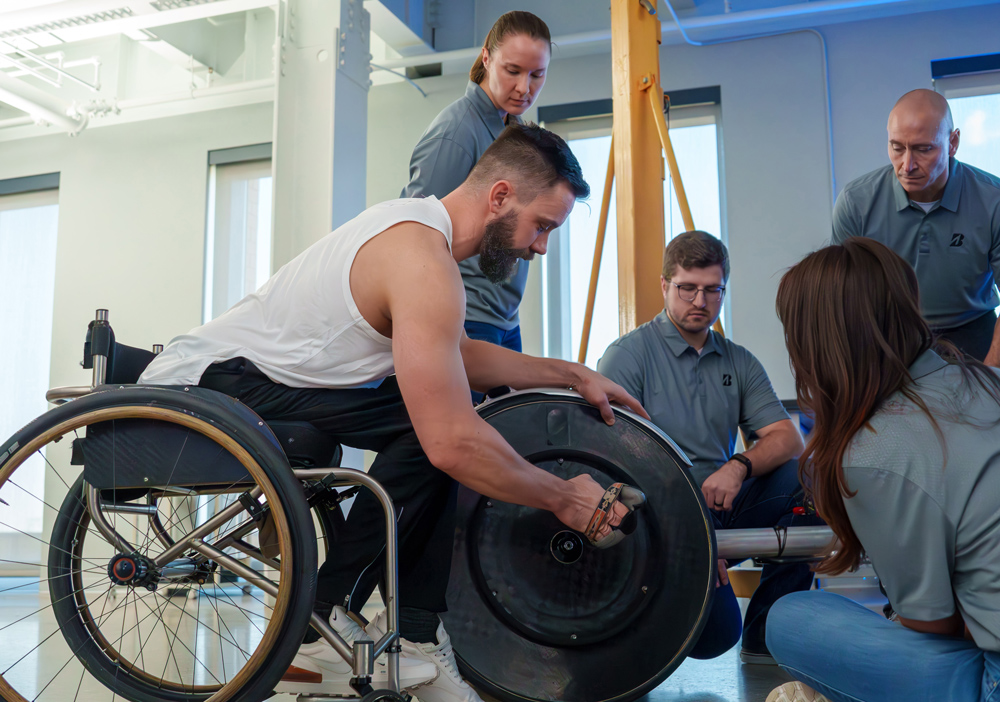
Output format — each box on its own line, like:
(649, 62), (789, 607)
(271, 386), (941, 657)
(139, 197), (453, 388)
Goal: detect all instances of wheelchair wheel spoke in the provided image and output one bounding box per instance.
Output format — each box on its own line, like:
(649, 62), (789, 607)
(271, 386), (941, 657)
(0, 519), (107, 568)
(155, 586), (254, 649)
(128, 585), (225, 689)
(0, 579), (112, 635)
(71, 663), (86, 702)
(130, 584), (147, 678)
(25, 628), (89, 702)
(212, 580), (268, 639)
(3, 584), (116, 699)
(1, 482), (112, 559)
(155, 588), (226, 688)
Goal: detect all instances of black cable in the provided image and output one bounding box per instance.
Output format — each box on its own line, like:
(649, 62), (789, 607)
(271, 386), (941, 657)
(773, 525), (788, 559)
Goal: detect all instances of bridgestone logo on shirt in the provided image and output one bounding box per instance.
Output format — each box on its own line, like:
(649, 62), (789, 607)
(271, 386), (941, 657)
(722, 374), (732, 386)
(951, 233), (965, 247)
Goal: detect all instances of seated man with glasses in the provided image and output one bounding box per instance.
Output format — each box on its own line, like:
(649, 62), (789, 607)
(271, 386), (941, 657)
(598, 230), (816, 665)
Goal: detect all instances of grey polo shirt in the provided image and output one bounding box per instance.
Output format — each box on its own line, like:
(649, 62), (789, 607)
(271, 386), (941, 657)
(401, 81), (528, 331)
(843, 350), (1000, 652)
(832, 159), (1000, 330)
(597, 311), (790, 487)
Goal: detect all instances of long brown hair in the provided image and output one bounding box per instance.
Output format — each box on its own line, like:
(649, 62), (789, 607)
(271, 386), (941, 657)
(776, 238), (1000, 574)
(469, 11), (551, 85)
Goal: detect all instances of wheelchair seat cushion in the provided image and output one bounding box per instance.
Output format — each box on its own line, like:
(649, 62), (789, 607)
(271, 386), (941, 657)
(268, 421), (342, 468)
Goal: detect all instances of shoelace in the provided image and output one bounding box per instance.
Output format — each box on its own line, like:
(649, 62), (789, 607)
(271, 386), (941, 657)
(370, 612), (466, 683)
(429, 644), (463, 683)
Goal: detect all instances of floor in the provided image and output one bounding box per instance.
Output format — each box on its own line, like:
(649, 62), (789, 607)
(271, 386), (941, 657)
(0, 577), (883, 702)
(647, 651), (793, 702)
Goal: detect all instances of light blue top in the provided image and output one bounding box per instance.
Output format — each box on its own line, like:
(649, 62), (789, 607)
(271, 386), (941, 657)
(598, 311), (789, 486)
(832, 159), (1000, 330)
(402, 80), (527, 331)
(843, 350), (1000, 651)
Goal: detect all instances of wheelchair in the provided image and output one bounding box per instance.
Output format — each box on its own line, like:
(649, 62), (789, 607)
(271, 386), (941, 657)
(0, 310), (407, 702)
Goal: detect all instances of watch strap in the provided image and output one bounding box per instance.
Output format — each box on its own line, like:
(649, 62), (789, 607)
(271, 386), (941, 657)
(730, 453), (753, 481)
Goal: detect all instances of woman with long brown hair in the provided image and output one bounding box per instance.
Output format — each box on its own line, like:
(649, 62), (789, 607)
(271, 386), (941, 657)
(765, 237), (1000, 702)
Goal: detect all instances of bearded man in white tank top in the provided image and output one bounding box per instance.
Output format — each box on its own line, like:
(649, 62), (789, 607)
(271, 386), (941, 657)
(140, 123), (647, 702)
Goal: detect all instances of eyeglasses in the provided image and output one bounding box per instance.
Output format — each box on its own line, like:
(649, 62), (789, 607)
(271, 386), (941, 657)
(671, 282), (726, 303)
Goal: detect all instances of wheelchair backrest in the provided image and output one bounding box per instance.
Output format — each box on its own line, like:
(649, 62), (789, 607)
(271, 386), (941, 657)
(83, 315), (157, 385)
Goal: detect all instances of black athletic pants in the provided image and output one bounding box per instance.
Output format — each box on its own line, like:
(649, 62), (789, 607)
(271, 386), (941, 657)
(199, 358), (457, 615)
(936, 310), (997, 362)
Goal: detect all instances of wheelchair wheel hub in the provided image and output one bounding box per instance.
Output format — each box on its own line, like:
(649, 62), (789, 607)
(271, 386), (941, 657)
(108, 553), (159, 590)
(549, 530), (584, 564)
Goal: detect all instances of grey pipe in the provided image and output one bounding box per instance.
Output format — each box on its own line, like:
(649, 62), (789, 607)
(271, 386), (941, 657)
(716, 526), (836, 560)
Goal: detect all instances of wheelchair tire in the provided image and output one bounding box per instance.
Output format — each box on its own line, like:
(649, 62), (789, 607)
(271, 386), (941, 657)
(0, 386), (318, 702)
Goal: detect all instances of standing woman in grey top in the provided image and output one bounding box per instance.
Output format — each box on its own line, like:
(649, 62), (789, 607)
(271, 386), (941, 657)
(402, 11), (551, 361)
(763, 238), (1000, 702)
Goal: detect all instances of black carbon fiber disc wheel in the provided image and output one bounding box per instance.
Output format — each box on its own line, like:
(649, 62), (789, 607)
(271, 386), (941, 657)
(443, 390), (716, 702)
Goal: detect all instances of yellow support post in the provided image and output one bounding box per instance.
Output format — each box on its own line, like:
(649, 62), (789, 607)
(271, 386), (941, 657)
(611, 0), (666, 335)
(578, 135), (615, 365)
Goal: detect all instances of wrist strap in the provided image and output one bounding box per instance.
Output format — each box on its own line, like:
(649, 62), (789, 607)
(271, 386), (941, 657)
(731, 453), (753, 481)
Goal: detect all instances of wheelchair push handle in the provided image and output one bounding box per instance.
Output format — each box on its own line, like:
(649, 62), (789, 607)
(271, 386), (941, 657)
(83, 308), (112, 387)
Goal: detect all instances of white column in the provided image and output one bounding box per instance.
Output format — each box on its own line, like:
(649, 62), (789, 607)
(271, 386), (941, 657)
(271, 0), (370, 471)
(271, 0), (370, 270)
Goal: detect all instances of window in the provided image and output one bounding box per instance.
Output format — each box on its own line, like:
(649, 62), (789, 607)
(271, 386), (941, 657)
(0, 186), (59, 570)
(948, 93), (1000, 186)
(542, 105), (724, 368)
(942, 82), (1000, 315)
(204, 145), (273, 322)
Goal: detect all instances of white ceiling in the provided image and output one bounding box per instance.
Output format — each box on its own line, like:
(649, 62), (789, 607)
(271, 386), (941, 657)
(0, 0), (993, 139)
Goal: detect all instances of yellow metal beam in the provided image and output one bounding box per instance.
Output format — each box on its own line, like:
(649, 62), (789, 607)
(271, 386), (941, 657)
(611, 0), (666, 335)
(578, 135), (616, 364)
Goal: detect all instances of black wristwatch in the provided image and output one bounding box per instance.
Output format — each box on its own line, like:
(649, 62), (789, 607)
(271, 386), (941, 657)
(730, 453), (753, 481)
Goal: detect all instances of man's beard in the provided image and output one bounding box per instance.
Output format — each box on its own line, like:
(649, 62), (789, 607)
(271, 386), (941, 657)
(478, 211), (533, 285)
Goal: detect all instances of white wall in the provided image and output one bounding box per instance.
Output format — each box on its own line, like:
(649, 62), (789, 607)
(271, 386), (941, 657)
(367, 2), (1000, 398)
(0, 103), (273, 392)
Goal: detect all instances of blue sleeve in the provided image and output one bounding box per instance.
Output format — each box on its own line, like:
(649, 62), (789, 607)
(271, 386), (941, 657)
(831, 189), (861, 244)
(735, 349), (789, 434)
(401, 136), (476, 200)
(597, 343), (645, 407)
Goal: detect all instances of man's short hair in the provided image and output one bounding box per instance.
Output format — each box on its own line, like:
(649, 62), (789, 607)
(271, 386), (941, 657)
(662, 230), (730, 281)
(466, 123), (590, 202)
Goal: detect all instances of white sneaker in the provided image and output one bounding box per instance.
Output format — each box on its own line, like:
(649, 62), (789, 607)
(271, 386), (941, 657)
(275, 606), (438, 696)
(766, 682), (831, 702)
(369, 612), (483, 702)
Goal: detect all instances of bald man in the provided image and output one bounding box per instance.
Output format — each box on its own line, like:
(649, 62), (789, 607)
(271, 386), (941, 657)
(833, 89), (1000, 365)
